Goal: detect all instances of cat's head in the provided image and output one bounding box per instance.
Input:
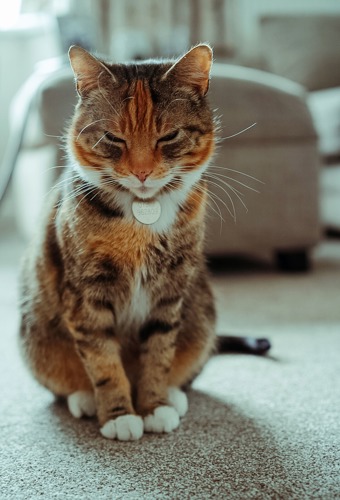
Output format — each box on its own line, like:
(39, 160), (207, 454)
(67, 44), (215, 201)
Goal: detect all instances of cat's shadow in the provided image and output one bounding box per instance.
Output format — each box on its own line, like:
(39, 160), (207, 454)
(47, 388), (289, 496)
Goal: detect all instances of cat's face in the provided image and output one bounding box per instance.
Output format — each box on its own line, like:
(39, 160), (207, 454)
(68, 45), (215, 200)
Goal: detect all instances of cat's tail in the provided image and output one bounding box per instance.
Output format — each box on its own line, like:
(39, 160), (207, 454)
(216, 335), (271, 356)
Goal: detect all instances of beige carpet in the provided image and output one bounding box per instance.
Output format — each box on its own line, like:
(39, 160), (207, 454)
(0, 221), (339, 499)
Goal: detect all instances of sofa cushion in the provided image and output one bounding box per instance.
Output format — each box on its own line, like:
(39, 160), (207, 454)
(211, 64), (317, 142)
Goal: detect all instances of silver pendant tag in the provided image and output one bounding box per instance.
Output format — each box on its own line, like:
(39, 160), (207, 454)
(132, 199), (161, 225)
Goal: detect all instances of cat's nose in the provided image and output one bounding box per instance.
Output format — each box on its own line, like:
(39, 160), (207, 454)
(134, 170), (151, 183)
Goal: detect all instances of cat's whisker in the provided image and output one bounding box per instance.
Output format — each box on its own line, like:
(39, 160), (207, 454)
(217, 122), (257, 141)
(206, 192), (226, 233)
(45, 173), (80, 200)
(209, 165), (264, 184)
(58, 184), (102, 217)
(53, 175), (94, 200)
(204, 173), (245, 196)
(120, 96), (135, 105)
(193, 183), (226, 229)
(203, 177), (237, 222)
(76, 119), (115, 140)
(52, 178), (78, 194)
(158, 98), (188, 120)
(207, 186), (236, 223)
(173, 168), (249, 210)
(54, 169), (79, 182)
(58, 186), (94, 206)
(95, 112), (120, 128)
(59, 179), (105, 209)
(44, 133), (65, 140)
(73, 190), (97, 212)
(40, 165), (66, 176)
(99, 181), (121, 194)
(206, 174), (249, 213)
(181, 130), (196, 146)
(204, 173), (247, 198)
(92, 132), (109, 149)
(206, 171), (260, 194)
(97, 71), (124, 120)
(172, 164), (263, 190)
(198, 187), (225, 225)
(53, 170), (80, 186)
(191, 181), (224, 214)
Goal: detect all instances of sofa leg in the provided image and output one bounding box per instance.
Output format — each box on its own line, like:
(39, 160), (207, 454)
(275, 250), (311, 272)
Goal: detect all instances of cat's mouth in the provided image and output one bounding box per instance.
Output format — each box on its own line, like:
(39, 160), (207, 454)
(118, 174), (173, 200)
(131, 185), (158, 200)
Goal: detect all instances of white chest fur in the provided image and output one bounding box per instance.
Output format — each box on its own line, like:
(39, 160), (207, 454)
(119, 269), (150, 330)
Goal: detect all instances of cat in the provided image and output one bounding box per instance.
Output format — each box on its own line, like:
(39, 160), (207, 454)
(19, 44), (269, 442)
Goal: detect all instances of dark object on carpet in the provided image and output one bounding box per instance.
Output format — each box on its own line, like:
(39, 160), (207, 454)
(326, 228), (340, 239)
(217, 335), (271, 355)
(275, 249), (311, 272)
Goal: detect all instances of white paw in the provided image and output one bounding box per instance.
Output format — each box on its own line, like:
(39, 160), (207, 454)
(167, 387), (188, 417)
(100, 415), (144, 441)
(67, 391), (96, 418)
(144, 406), (180, 433)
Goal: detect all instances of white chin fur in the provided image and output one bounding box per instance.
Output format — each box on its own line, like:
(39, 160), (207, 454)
(130, 187), (159, 199)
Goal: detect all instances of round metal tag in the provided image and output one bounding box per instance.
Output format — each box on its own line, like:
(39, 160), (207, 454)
(132, 199), (161, 225)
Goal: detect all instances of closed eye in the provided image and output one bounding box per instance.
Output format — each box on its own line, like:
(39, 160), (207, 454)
(105, 131), (126, 144)
(157, 130), (179, 143)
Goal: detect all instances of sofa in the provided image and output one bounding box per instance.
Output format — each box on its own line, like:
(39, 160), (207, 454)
(5, 55), (321, 270)
(208, 63), (320, 269)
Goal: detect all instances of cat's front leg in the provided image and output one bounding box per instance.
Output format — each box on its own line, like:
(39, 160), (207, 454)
(137, 316), (185, 433)
(63, 291), (143, 441)
(72, 333), (144, 441)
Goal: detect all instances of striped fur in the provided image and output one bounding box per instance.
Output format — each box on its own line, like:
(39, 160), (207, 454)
(19, 45), (217, 435)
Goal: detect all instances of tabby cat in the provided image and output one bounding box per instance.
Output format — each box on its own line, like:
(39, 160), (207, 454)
(19, 44), (267, 442)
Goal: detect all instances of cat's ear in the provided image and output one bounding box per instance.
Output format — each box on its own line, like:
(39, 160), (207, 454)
(163, 44), (213, 96)
(68, 46), (115, 97)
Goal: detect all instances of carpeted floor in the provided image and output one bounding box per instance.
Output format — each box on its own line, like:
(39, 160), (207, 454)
(1, 220), (339, 499)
